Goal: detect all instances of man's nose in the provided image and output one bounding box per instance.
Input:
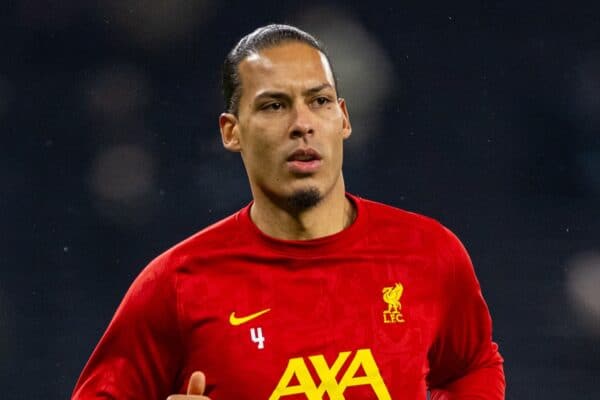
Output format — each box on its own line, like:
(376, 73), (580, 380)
(289, 102), (315, 138)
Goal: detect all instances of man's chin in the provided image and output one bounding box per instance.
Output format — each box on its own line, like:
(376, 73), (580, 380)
(286, 187), (322, 212)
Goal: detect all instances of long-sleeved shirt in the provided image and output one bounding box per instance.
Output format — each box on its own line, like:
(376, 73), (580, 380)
(73, 194), (505, 399)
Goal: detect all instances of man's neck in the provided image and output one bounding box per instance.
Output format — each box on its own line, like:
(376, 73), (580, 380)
(249, 182), (356, 241)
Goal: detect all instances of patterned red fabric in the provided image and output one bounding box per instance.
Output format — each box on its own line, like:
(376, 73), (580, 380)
(72, 194), (504, 399)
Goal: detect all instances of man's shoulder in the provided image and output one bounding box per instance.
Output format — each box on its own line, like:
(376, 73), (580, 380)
(358, 196), (448, 236)
(357, 195), (465, 262)
(148, 207), (247, 271)
(175, 208), (246, 252)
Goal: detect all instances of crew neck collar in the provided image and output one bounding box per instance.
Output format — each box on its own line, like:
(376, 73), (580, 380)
(236, 193), (368, 257)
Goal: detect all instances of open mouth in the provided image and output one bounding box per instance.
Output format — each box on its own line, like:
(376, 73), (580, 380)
(286, 148), (322, 173)
(286, 148), (322, 162)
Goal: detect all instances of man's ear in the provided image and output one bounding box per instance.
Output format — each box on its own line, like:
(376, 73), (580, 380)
(338, 98), (352, 139)
(219, 113), (241, 152)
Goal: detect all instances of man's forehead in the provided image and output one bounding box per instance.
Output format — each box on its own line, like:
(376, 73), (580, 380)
(238, 42), (335, 91)
(248, 41), (324, 63)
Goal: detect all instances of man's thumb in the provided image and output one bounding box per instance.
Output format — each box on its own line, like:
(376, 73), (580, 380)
(186, 371), (206, 395)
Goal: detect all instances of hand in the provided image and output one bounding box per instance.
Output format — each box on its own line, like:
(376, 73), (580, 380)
(167, 371), (211, 400)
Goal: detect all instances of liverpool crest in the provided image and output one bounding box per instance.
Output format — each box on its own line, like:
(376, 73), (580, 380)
(382, 283), (405, 323)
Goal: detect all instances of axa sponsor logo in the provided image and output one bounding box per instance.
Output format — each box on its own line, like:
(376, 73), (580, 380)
(269, 348), (391, 400)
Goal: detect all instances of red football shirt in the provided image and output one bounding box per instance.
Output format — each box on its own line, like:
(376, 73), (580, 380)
(72, 194), (504, 399)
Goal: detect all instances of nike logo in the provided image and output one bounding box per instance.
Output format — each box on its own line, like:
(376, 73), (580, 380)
(229, 308), (271, 326)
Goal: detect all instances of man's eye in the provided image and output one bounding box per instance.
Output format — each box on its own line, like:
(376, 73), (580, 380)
(263, 102), (283, 111)
(313, 97), (330, 106)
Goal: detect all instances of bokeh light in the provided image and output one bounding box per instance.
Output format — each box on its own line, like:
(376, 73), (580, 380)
(572, 51), (600, 196)
(89, 143), (157, 226)
(83, 66), (150, 122)
(103, 0), (214, 49)
(574, 51), (600, 127)
(566, 251), (600, 335)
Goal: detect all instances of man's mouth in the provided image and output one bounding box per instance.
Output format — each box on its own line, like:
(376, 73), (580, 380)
(286, 148), (322, 174)
(287, 148), (322, 162)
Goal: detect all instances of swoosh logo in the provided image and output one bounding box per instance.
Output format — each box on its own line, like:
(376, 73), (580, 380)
(229, 308), (271, 326)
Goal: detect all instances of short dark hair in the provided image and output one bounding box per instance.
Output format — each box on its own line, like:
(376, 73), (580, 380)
(222, 24), (339, 115)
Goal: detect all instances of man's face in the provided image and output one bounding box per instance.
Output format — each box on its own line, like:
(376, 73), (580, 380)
(220, 41), (351, 209)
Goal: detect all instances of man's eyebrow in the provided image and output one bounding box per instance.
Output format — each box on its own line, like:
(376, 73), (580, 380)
(253, 84), (334, 102)
(253, 91), (290, 102)
(302, 83), (334, 96)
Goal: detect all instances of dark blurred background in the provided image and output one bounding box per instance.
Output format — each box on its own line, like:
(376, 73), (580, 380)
(1, 1), (599, 398)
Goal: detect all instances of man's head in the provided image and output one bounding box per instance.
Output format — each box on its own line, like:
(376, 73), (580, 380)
(222, 24), (339, 116)
(219, 24), (351, 214)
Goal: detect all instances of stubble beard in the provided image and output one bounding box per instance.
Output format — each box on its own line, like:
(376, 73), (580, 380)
(286, 187), (322, 212)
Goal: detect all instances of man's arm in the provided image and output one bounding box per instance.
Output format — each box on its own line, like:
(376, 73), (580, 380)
(72, 253), (183, 399)
(427, 228), (505, 399)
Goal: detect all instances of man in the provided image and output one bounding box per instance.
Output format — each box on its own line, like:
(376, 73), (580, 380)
(73, 24), (505, 399)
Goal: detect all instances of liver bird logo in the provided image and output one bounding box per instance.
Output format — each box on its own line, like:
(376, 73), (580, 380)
(382, 283), (404, 313)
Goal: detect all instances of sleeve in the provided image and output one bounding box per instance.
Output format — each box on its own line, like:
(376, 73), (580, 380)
(426, 227), (505, 400)
(71, 252), (184, 399)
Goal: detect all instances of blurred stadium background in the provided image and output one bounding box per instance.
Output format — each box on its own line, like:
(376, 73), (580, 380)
(1, 1), (599, 398)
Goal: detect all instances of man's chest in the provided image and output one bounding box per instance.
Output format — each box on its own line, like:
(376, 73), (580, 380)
(177, 255), (441, 399)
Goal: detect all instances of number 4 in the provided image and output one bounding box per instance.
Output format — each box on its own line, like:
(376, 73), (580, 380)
(250, 327), (265, 349)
